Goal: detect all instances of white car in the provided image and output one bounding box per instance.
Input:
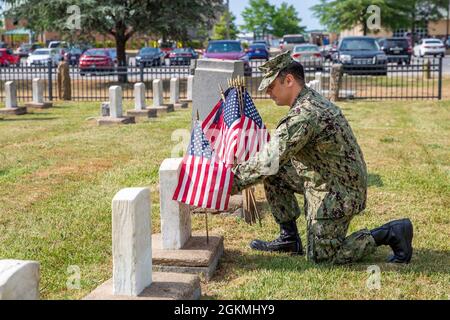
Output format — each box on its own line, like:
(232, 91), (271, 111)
(26, 48), (62, 66)
(292, 44), (324, 71)
(413, 39), (445, 58)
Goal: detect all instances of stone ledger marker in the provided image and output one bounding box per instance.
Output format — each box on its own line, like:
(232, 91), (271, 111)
(159, 158), (191, 250)
(0, 81), (27, 115)
(25, 78), (52, 109)
(126, 83), (156, 119)
(97, 85), (135, 126)
(112, 188), (152, 296)
(147, 79), (174, 115)
(180, 75), (194, 103)
(152, 158), (224, 281)
(84, 187), (201, 300)
(192, 59), (244, 121)
(0, 260), (40, 300)
(170, 78), (187, 109)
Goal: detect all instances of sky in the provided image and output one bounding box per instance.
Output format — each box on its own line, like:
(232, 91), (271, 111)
(229, 0), (324, 31)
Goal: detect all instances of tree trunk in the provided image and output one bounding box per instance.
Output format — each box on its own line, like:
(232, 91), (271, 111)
(115, 26), (128, 83)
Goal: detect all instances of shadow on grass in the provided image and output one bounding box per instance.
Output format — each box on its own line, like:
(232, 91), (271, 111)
(368, 173), (383, 187)
(202, 247), (449, 299)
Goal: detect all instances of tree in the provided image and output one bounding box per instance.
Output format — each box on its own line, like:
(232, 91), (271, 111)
(241, 0), (275, 38)
(271, 3), (305, 37)
(399, 0), (448, 42)
(311, 0), (408, 35)
(5, 0), (222, 81)
(212, 11), (238, 40)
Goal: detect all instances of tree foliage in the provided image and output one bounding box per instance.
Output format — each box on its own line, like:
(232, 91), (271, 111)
(271, 3), (305, 37)
(311, 0), (447, 36)
(4, 0), (222, 76)
(241, 0), (305, 38)
(212, 11), (239, 40)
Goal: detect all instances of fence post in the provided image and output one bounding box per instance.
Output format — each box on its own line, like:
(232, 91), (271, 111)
(438, 57), (443, 100)
(140, 62), (144, 83)
(330, 63), (343, 102)
(47, 59), (53, 101)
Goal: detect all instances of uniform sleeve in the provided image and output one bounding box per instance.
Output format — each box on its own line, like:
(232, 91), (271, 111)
(233, 111), (316, 191)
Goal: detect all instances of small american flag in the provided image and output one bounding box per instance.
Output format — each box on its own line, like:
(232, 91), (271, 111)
(172, 120), (234, 210)
(202, 87), (270, 166)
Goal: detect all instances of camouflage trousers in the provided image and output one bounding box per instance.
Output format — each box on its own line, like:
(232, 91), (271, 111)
(263, 162), (376, 264)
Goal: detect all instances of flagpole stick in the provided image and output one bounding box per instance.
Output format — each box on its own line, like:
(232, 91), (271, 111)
(205, 212), (209, 244)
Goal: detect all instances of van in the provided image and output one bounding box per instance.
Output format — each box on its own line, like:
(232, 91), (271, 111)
(280, 34), (306, 52)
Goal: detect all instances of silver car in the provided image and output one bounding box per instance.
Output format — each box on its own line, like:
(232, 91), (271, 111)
(292, 44), (324, 71)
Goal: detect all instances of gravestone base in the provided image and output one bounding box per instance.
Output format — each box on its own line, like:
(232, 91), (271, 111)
(152, 233), (224, 281)
(0, 107), (27, 115)
(25, 102), (52, 109)
(84, 272), (201, 300)
(126, 109), (157, 118)
(97, 116), (135, 126)
(147, 104), (174, 114)
(173, 102), (188, 109)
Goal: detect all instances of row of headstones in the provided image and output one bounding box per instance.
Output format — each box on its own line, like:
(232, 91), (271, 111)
(0, 187), (195, 300)
(0, 79), (52, 116)
(98, 76), (194, 125)
(0, 159), (199, 300)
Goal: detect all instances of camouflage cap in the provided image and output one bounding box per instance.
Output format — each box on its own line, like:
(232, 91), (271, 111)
(258, 51), (294, 91)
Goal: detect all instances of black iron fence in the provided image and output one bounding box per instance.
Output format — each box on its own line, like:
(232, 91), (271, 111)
(0, 58), (444, 102)
(247, 58), (444, 100)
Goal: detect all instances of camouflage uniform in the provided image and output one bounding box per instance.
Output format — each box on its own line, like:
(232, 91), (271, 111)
(233, 52), (377, 264)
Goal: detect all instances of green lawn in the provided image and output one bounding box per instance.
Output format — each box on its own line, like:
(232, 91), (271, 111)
(0, 98), (449, 300)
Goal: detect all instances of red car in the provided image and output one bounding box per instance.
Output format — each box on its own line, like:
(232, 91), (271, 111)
(0, 48), (21, 67)
(79, 48), (115, 75)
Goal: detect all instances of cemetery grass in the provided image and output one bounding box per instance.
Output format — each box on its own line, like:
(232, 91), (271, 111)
(0, 98), (449, 300)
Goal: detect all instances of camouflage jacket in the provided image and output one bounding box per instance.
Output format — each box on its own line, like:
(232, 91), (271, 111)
(233, 86), (368, 217)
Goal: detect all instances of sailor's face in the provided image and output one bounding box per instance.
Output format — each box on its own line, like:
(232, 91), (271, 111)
(267, 77), (289, 106)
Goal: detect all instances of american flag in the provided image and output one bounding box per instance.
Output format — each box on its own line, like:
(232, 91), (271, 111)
(172, 120), (234, 211)
(202, 87), (270, 166)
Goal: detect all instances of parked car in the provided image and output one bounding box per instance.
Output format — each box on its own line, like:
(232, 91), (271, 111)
(64, 47), (83, 65)
(168, 48), (198, 65)
(378, 37), (412, 64)
(280, 34), (306, 52)
(15, 43), (42, 58)
(334, 36), (388, 76)
(79, 48), (115, 75)
(0, 48), (21, 66)
(204, 40), (252, 76)
(292, 44), (323, 71)
(160, 41), (176, 59)
(246, 43), (269, 60)
(136, 47), (165, 66)
(26, 48), (62, 66)
(413, 38), (445, 58)
(252, 39), (270, 51)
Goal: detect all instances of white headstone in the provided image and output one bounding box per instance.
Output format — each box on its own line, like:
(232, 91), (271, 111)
(170, 78), (180, 104)
(307, 80), (320, 91)
(109, 85), (123, 118)
(193, 59), (244, 121)
(315, 72), (323, 94)
(187, 75), (194, 101)
(152, 79), (163, 107)
(159, 158), (191, 250)
(0, 260), (40, 300)
(5, 81), (18, 109)
(112, 187), (152, 296)
(32, 78), (44, 104)
(134, 83), (146, 111)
